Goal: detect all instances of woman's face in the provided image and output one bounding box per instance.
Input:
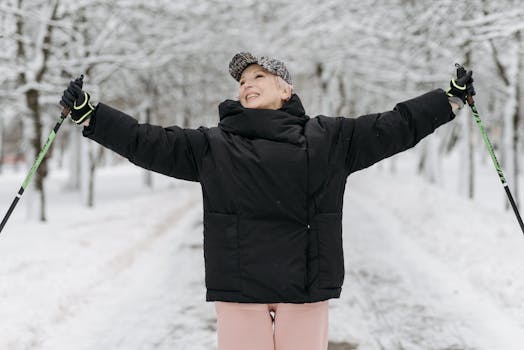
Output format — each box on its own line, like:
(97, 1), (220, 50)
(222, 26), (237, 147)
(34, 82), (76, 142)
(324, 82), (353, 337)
(239, 64), (289, 110)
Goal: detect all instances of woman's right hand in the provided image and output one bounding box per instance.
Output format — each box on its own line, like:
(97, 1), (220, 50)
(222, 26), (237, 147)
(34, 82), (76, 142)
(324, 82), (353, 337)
(60, 76), (94, 125)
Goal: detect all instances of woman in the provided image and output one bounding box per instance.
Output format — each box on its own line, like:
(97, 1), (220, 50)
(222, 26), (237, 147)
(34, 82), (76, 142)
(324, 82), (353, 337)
(61, 52), (473, 350)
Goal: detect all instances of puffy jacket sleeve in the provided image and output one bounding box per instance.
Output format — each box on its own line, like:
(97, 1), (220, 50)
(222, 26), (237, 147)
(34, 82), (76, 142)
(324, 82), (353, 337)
(343, 89), (454, 174)
(82, 103), (207, 182)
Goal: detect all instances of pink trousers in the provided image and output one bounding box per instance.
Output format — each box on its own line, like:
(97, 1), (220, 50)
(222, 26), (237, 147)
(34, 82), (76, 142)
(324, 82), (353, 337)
(214, 301), (329, 350)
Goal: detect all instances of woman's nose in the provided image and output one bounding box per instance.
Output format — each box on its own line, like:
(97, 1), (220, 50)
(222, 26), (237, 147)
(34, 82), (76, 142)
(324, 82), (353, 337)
(241, 82), (254, 94)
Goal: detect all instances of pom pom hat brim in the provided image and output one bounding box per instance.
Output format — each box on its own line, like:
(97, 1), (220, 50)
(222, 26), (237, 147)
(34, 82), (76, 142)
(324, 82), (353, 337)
(229, 52), (293, 86)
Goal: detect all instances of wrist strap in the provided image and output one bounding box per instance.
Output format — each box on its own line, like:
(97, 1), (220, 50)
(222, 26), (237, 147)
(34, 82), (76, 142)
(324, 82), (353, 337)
(72, 92), (95, 124)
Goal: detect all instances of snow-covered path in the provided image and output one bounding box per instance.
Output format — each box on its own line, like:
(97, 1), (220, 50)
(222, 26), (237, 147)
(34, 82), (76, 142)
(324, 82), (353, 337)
(332, 169), (524, 349)
(0, 169), (215, 350)
(2, 162), (524, 349)
(39, 188), (214, 350)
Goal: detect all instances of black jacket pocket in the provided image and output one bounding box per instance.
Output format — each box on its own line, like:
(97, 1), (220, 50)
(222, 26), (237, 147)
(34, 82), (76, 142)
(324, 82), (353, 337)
(313, 213), (344, 289)
(203, 212), (241, 291)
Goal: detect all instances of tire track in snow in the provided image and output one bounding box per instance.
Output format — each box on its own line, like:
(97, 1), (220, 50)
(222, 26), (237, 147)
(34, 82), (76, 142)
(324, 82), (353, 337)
(79, 196), (215, 350)
(104, 193), (201, 276)
(37, 185), (205, 349)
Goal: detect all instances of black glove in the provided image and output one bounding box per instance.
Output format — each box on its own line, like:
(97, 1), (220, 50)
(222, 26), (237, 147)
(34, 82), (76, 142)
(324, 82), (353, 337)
(446, 64), (474, 105)
(60, 76), (94, 124)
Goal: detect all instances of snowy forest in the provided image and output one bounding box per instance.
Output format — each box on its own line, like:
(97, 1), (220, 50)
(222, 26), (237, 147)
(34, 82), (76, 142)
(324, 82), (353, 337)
(3, 1), (524, 350)
(0, 0), (522, 220)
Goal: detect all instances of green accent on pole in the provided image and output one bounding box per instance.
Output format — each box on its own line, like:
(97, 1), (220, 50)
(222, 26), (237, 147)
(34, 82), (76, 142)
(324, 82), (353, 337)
(470, 103), (507, 185)
(0, 76), (80, 235)
(0, 114), (67, 234)
(21, 130), (57, 190)
(469, 100), (524, 236)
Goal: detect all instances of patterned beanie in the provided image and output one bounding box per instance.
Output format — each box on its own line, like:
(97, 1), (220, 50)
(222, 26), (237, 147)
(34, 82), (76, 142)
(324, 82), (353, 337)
(229, 52), (293, 85)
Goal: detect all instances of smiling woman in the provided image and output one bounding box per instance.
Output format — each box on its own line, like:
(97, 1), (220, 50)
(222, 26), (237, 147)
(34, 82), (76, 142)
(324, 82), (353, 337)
(238, 65), (293, 110)
(60, 51), (473, 350)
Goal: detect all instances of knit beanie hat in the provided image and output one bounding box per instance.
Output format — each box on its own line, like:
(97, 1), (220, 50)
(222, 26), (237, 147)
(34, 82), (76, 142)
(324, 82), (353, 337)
(229, 52), (293, 85)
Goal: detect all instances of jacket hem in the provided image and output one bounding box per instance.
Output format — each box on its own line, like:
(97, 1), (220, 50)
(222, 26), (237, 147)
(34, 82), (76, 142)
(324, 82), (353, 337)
(205, 288), (341, 303)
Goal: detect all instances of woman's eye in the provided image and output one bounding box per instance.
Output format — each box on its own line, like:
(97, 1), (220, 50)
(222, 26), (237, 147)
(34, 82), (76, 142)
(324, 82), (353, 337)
(240, 81), (245, 86)
(256, 74), (263, 78)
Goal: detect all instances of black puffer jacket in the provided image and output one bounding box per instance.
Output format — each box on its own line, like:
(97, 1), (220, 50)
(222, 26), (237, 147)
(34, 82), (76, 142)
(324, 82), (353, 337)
(83, 90), (454, 303)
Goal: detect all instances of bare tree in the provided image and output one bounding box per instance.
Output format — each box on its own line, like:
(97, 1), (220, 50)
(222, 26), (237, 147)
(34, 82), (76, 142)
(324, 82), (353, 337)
(1, 0), (523, 216)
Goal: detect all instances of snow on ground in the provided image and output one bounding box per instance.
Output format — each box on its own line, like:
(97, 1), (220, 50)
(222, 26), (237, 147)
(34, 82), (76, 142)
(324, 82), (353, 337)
(1, 149), (524, 350)
(332, 158), (524, 349)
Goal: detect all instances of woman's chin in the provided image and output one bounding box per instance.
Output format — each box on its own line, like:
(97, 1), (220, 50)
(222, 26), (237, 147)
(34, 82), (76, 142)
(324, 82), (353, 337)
(241, 98), (279, 110)
(243, 100), (262, 109)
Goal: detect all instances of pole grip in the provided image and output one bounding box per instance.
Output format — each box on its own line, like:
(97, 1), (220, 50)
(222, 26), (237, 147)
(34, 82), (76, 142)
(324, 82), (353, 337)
(61, 107), (70, 118)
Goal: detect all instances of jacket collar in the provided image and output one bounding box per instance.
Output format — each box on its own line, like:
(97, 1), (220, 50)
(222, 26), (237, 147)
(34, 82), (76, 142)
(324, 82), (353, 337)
(218, 94), (309, 145)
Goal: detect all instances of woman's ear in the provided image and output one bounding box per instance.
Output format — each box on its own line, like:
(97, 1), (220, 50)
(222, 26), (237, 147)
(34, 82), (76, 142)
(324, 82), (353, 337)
(280, 84), (292, 101)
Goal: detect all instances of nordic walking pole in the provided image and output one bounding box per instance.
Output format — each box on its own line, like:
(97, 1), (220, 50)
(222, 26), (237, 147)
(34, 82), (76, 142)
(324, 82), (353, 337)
(0, 75), (82, 234)
(458, 64), (524, 236)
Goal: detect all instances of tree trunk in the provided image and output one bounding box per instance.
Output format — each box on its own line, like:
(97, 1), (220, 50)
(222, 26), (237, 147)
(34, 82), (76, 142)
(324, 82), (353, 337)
(335, 74), (347, 117)
(512, 30), (522, 207)
(66, 130), (82, 190)
(15, 0), (59, 222)
(463, 49), (474, 199)
(422, 137), (438, 184)
(468, 111), (475, 199)
(316, 62), (329, 114)
(503, 75), (518, 210)
(0, 116), (4, 174)
(87, 145), (104, 207)
(26, 88), (47, 221)
(490, 36), (518, 210)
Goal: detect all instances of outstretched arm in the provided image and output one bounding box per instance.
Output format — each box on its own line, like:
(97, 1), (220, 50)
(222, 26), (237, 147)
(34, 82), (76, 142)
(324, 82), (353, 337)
(61, 79), (207, 182)
(344, 88), (454, 174)
(83, 104), (207, 181)
(344, 66), (474, 175)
